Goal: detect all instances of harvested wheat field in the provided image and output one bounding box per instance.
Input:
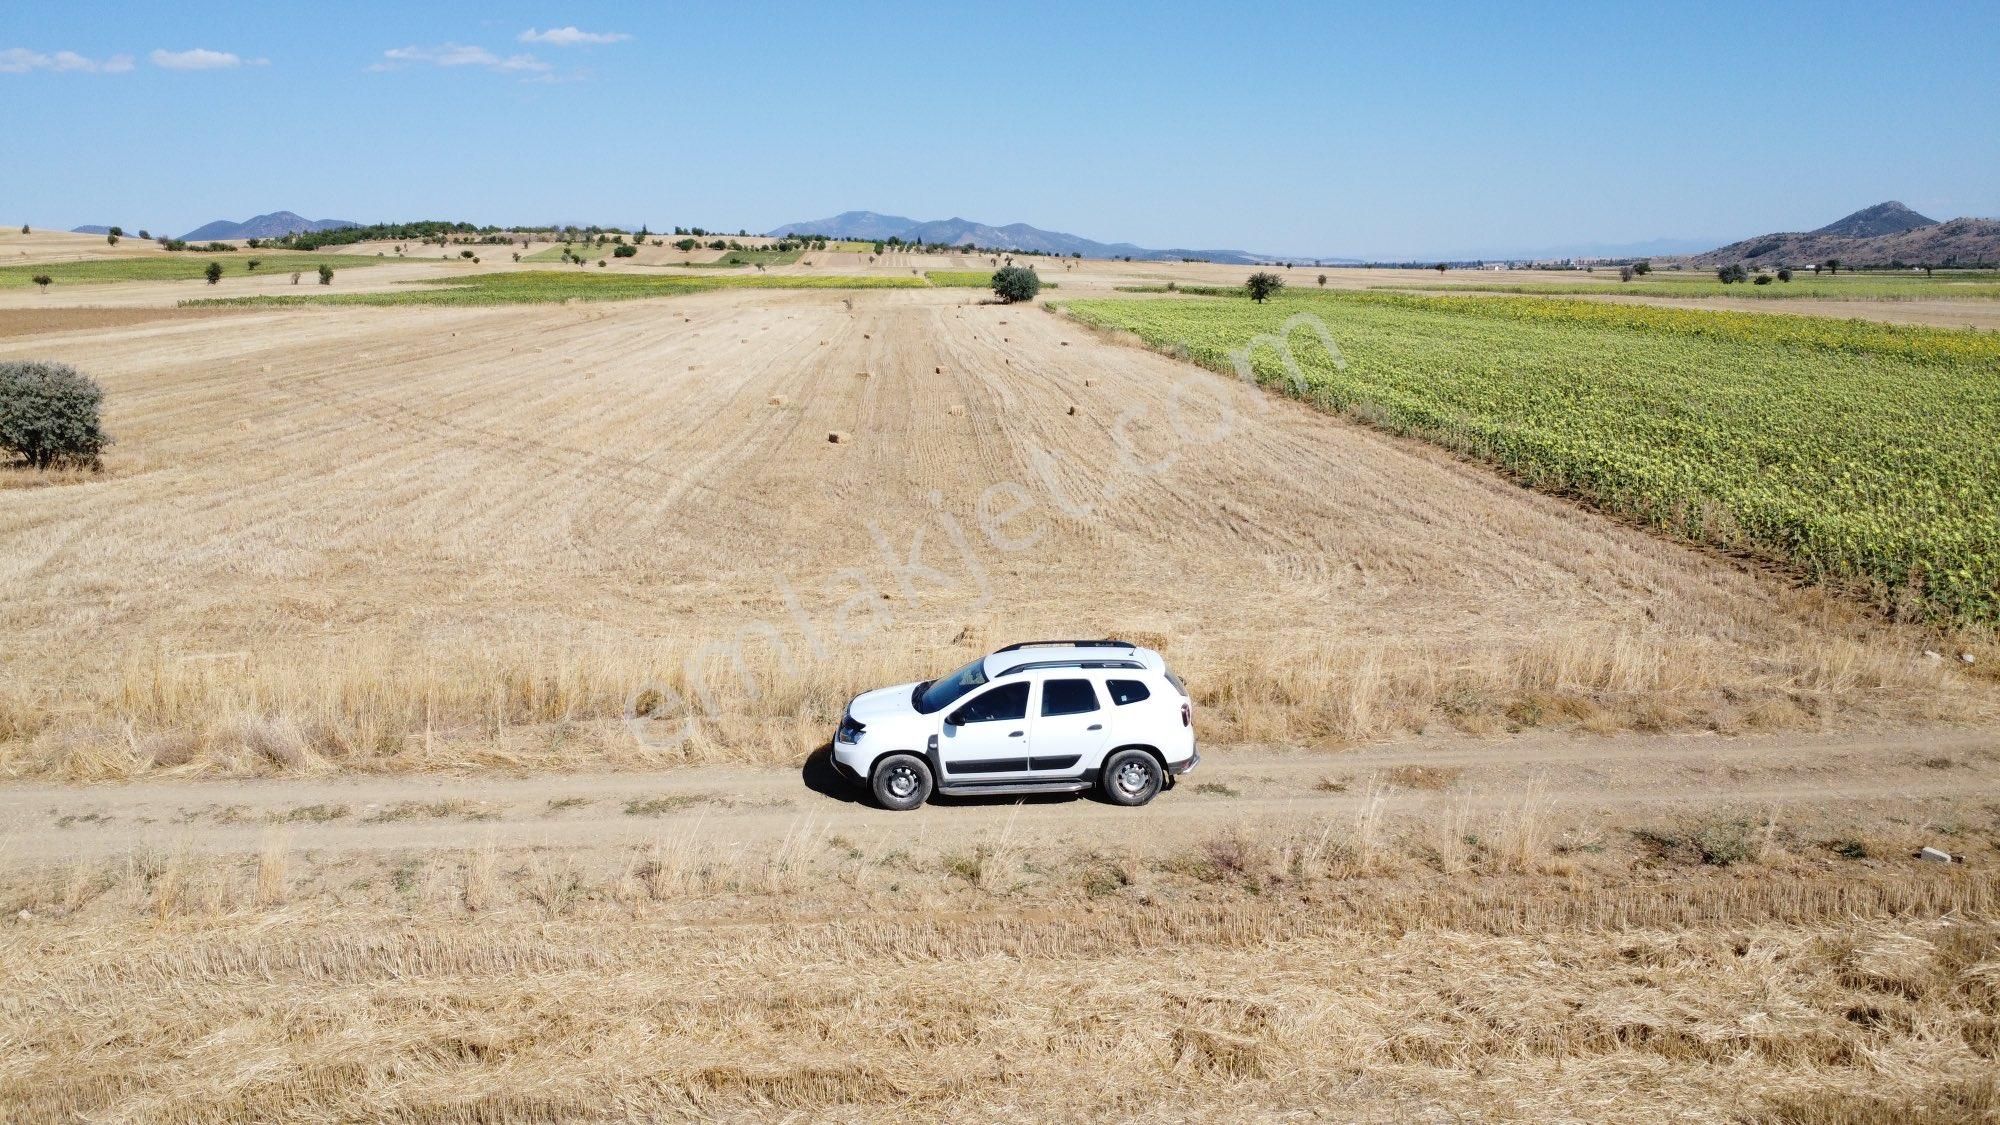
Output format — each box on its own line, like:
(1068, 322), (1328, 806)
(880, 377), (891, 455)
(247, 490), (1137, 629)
(1, 284), (1995, 779)
(4, 278), (2000, 1121)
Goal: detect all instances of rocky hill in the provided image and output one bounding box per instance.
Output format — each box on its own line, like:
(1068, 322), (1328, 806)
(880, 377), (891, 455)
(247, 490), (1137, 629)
(1689, 202), (1999, 268)
(180, 211), (358, 242)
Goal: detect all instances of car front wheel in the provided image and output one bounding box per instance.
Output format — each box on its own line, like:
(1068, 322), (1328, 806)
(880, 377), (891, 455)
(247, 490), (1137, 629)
(870, 753), (934, 811)
(1100, 749), (1163, 806)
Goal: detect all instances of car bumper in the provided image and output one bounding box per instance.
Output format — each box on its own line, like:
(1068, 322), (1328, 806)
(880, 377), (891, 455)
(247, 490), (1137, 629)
(1168, 744), (1200, 775)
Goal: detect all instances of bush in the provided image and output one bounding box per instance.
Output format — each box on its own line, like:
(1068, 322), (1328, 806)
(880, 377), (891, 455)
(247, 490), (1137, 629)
(31, 274), (51, 291)
(1317, 273), (1327, 287)
(1246, 271), (1284, 303)
(1716, 263), (1749, 284)
(106, 233), (119, 246)
(612, 243), (637, 258)
(291, 271), (301, 285)
(675, 238), (698, 251)
(1619, 265), (1635, 282)
(1633, 261), (1652, 275)
(1777, 268), (1793, 282)
(317, 265), (333, 285)
(0, 360), (111, 470)
(991, 265), (1041, 303)
(460, 249), (474, 259)
(205, 261), (223, 285)
(247, 259), (261, 271)
(1754, 273), (1774, 285)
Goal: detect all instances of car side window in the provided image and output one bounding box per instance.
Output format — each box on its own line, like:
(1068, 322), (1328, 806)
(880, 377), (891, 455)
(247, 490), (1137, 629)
(1041, 678), (1100, 717)
(955, 682), (1029, 724)
(1106, 679), (1151, 706)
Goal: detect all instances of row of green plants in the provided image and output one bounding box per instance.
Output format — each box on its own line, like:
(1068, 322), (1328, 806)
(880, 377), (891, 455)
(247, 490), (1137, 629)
(0, 254), (381, 289)
(1060, 289), (2000, 623)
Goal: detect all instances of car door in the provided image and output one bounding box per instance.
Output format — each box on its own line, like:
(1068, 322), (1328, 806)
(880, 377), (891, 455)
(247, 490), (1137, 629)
(937, 681), (1032, 781)
(1028, 677), (1110, 773)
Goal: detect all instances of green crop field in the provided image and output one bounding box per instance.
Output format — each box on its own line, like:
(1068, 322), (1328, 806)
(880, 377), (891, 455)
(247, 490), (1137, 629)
(1061, 289), (2000, 623)
(1385, 274), (2000, 301)
(0, 253), (386, 288)
(180, 270), (928, 308)
(672, 248), (804, 269)
(925, 270), (1056, 289)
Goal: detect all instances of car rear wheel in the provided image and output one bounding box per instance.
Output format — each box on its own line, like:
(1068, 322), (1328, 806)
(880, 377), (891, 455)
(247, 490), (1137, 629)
(870, 753), (934, 811)
(1100, 749), (1163, 807)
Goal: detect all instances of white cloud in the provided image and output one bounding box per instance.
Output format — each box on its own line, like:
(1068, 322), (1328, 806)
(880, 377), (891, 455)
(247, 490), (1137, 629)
(373, 43), (549, 74)
(518, 26), (629, 46)
(150, 48), (250, 70)
(1, 47), (135, 74)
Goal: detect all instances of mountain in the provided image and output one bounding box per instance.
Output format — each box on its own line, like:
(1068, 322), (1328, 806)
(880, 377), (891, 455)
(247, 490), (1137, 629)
(1689, 201), (1998, 268)
(70, 225), (114, 235)
(180, 211), (359, 242)
(767, 210), (1271, 264)
(1811, 201), (1936, 239)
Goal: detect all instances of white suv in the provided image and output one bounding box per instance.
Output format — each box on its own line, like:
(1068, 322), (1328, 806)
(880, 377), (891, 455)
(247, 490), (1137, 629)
(831, 640), (1198, 810)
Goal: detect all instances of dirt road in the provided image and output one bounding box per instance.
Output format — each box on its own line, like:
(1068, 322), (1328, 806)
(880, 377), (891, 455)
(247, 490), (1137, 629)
(7, 728), (1993, 863)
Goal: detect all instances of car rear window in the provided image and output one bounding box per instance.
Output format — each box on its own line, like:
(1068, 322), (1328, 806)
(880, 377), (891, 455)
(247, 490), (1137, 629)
(956, 682), (1029, 723)
(1041, 678), (1100, 716)
(1105, 679), (1151, 706)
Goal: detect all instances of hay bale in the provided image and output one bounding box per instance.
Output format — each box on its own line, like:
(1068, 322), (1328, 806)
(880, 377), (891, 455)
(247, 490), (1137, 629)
(827, 431), (850, 444)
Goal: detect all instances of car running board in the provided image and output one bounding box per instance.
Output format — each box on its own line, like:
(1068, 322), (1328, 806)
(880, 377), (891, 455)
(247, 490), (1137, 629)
(936, 779), (1091, 798)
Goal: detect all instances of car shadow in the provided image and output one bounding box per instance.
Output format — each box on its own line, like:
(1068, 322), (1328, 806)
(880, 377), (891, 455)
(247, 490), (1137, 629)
(799, 743), (862, 804)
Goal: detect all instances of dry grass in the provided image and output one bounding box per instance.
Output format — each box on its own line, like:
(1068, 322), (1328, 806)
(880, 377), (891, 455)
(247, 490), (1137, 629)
(3, 802), (1997, 1122)
(0, 291), (1993, 781)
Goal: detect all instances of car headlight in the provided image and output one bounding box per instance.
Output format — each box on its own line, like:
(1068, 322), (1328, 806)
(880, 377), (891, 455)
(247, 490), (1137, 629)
(836, 714), (865, 745)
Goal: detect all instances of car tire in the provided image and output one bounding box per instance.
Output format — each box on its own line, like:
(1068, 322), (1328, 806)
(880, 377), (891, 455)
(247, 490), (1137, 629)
(870, 753), (934, 811)
(1100, 749), (1163, 807)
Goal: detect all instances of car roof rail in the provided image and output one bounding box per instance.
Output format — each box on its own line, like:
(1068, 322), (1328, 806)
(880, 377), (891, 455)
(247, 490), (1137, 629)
(994, 639), (1134, 652)
(996, 658), (1145, 677)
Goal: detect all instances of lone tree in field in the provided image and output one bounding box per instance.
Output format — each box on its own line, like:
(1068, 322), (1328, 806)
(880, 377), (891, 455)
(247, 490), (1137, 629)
(317, 265), (334, 285)
(18, 224), (27, 235)
(247, 259), (261, 271)
(32, 274), (52, 292)
(205, 261), (223, 285)
(1246, 271), (1284, 303)
(0, 360), (111, 470)
(991, 265), (1041, 303)
(1619, 265), (1635, 282)
(1317, 273), (1327, 287)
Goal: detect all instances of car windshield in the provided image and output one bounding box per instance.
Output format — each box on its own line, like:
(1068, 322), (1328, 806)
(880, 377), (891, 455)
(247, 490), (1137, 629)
(916, 657), (988, 714)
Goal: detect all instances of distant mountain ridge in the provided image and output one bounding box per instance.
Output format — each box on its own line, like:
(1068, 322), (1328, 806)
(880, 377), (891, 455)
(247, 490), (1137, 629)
(1690, 201), (1999, 267)
(180, 211), (359, 241)
(767, 210), (1280, 264)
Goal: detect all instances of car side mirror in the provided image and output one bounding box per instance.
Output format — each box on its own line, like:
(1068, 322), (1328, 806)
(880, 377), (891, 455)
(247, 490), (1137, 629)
(944, 710), (964, 727)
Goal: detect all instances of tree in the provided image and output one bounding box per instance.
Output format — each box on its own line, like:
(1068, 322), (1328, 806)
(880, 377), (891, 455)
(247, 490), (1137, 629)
(291, 272), (302, 285)
(247, 259), (261, 271)
(1435, 263), (1448, 274)
(1777, 268), (1793, 282)
(1246, 271), (1284, 303)
(205, 261), (223, 285)
(460, 250), (475, 259)
(1633, 261), (1652, 275)
(138, 230), (150, 240)
(1824, 259), (1840, 275)
(991, 265), (1041, 303)
(317, 265), (334, 285)
(106, 233), (120, 246)
(613, 243), (637, 258)
(18, 224), (27, 235)
(1317, 273), (1327, 287)
(1619, 265), (1635, 282)
(1716, 263), (1748, 284)
(32, 274), (52, 291)
(0, 360), (111, 470)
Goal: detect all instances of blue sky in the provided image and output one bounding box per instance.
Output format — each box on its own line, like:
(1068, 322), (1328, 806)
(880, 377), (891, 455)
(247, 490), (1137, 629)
(6, 1), (1997, 259)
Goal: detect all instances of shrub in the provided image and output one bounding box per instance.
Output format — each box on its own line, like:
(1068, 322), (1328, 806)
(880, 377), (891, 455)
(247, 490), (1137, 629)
(247, 259), (261, 271)
(205, 261), (223, 285)
(675, 238), (698, 251)
(291, 271), (301, 285)
(1754, 273), (1774, 285)
(18, 224), (27, 234)
(991, 265), (1041, 303)
(1716, 263), (1749, 284)
(0, 360), (111, 470)
(1777, 268), (1793, 282)
(460, 250), (474, 259)
(317, 265), (333, 285)
(32, 274), (51, 291)
(1246, 271), (1284, 303)
(1633, 261), (1652, 275)
(1317, 273), (1327, 287)
(612, 243), (637, 258)
(1619, 265), (1635, 282)
(106, 233), (119, 246)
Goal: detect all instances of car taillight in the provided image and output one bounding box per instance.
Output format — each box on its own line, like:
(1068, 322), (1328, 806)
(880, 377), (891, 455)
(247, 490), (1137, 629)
(1180, 702), (1191, 727)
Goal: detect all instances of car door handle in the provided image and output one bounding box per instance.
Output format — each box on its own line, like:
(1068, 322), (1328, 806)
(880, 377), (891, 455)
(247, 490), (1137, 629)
(1086, 724), (1103, 731)
(1009, 730), (1024, 737)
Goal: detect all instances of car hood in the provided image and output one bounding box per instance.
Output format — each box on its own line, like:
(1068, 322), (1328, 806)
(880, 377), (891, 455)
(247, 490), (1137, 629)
(847, 681), (924, 724)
